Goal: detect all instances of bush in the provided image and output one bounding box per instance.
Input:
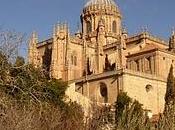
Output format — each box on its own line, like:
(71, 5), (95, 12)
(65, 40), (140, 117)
(0, 54), (84, 130)
(115, 92), (151, 130)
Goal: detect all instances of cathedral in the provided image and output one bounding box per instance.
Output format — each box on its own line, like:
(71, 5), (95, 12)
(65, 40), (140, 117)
(28, 0), (175, 115)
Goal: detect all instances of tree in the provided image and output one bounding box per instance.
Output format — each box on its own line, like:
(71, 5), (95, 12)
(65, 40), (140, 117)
(0, 29), (24, 83)
(165, 65), (175, 104)
(85, 102), (114, 130)
(115, 92), (151, 130)
(115, 92), (131, 123)
(0, 29), (24, 62)
(15, 56), (25, 67)
(157, 65), (175, 130)
(0, 29), (85, 130)
(0, 56), (85, 129)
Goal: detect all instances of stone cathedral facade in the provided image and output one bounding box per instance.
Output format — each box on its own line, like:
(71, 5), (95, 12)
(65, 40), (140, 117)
(28, 0), (175, 114)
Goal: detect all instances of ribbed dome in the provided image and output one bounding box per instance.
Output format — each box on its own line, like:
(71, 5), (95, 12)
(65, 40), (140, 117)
(85, 0), (117, 7)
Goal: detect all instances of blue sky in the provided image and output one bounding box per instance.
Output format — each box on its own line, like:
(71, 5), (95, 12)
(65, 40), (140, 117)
(0, 0), (175, 41)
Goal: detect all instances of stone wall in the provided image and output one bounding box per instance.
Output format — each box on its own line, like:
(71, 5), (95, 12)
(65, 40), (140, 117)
(123, 69), (166, 114)
(157, 50), (175, 78)
(68, 42), (83, 80)
(66, 83), (92, 117)
(75, 71), (122, 104)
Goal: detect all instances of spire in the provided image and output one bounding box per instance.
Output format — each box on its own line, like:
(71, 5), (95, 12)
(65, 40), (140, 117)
(169, 28), (175, 51)
(29, 31), (38, 52)
(30, 31), (38, 44)
(28, 31), (38, 65)
(122, 26), (128, 38)
(75, 22), (82, 38)
(172, 28), (175, 36)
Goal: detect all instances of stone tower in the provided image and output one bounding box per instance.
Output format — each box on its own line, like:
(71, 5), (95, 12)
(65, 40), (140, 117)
(169, 29), (175, 51)
(81, 0), (123, 74)
(81, 0), (122, 44)
(28, 32), (38, 67)
(51, 23), (70, 80)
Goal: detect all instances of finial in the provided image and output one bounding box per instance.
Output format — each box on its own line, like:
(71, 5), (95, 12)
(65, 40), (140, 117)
(56, 22), (60, 31)
(77, 22), (80, 30)
(169, 27), (175, 50)
(31, 31), (38, 40)
(140, 26), (149, 33)
(172, 27), (175, 36)
(143, 26), (148, 32)
(63, 22), (66, 30)
(32, 31), (36, 38)
(29, 31), (38, 46)
(122, 25), (128, 34)
(76, 22), (81, 34)
(66, 22), (69, 32)
(53, 24), (57, 36)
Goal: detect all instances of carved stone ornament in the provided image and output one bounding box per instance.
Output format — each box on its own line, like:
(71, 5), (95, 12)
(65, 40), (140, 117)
(58, 31), (66, 40)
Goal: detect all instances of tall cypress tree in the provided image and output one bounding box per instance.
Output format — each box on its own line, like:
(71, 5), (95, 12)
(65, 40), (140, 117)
(162, 65), (175, 129)
(165, 65), (175, 104)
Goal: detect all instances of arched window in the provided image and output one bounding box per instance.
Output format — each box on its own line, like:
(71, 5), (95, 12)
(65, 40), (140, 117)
(71, 55), (74, 65)
(99, 82), (108, 103)
(74, 56), (77, 66)
(42, 46), (52, 73)
(71, 51), (77, 66)
(86, 21), (92, 33)
(135, 60), (140, 71)
(112, 21), (117, 33)
(145, 57), (151, 73)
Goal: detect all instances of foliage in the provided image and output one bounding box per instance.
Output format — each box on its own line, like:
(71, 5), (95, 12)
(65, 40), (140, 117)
(157, 103), (175, 130)
(0, 34), (84, 129)
(0, 29), (24, 62)
(87, 103), (113, 130)
(157, 65), (175, 130)
(165, 65), (175, 104)
(115, 92), (131, 123)
(15, 56), (25, 67)
(115, 92), (151, 130)
(0, 52), (9, 82)
(0, 55), (85, 129)
(0, 92), (84, 130)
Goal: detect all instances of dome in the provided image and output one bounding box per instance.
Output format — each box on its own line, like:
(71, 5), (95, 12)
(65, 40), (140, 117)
(84, 0), (117, 7)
